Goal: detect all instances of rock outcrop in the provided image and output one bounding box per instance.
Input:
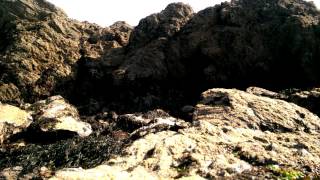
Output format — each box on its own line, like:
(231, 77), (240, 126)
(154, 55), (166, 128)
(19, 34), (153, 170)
(70, 0), (320, 114)
(0, 0), (132, 104)
(1, 0), (320, 179)
(52, 88), (320, 179)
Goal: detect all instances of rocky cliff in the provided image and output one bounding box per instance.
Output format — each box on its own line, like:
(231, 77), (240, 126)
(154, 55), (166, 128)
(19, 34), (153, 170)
(1, 0), (320, 179)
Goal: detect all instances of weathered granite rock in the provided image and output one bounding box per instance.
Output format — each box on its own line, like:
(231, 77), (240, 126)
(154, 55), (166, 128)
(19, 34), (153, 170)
(195, 88), (320, 133)
(29, 96), (92, 137)
(0, 104), (32, 143)
(53, 88), (320, 179)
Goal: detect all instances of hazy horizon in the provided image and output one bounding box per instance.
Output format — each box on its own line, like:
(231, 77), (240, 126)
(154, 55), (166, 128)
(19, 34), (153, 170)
(47, 0), (320, 27)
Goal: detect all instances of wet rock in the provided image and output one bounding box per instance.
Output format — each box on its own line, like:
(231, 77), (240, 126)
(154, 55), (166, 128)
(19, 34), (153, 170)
(0, 104), (32, 143)
(29, 96), (92, 137)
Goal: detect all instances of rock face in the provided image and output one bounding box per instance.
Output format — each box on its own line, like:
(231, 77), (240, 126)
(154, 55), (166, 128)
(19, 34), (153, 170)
(68, 0), (320, 114)
(0, 0), (132, 104)
(1, 0), (320, 179)
(0, 104), (32, 143)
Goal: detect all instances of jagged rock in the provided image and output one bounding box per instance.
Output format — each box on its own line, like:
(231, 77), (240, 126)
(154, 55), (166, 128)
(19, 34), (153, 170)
(29, 95), (92, 137)
(73, 0), (320, 115)
(110, 3), (194, 84)
(0, 104), (32, 143)
(129, 3), (194, 48)
(0, 0), (132, 103)
(109, 0), (320, 89)
(166, 0), (320, 87)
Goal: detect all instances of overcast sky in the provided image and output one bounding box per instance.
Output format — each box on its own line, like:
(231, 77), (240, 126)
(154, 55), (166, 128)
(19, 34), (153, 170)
(47, 0), (319, 27)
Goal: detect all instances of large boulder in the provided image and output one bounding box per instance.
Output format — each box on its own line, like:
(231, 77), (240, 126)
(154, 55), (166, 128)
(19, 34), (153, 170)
(195, 88), (320, 133)
(29, 96), (92, 137)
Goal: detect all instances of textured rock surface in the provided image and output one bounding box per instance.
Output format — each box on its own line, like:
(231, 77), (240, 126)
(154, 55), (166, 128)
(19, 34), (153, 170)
(53, 88), (320, 179)
(195, 88), (320, 133)
(1, 0), (320, 179)
(52, 165), (159, 180)
(0, 104), (32, 143)
(247, 86), (320, 117)
(69, 0), (320, 115)
(0, 0), (132, 103)
(29, 96), (92, 137)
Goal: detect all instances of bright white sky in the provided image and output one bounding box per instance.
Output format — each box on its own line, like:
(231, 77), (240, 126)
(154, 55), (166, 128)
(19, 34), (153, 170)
(47, 0), (320, 27)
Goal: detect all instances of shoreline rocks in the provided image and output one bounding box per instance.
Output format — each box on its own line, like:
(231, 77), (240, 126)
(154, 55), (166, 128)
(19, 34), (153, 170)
(1, 0), (320, 179)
